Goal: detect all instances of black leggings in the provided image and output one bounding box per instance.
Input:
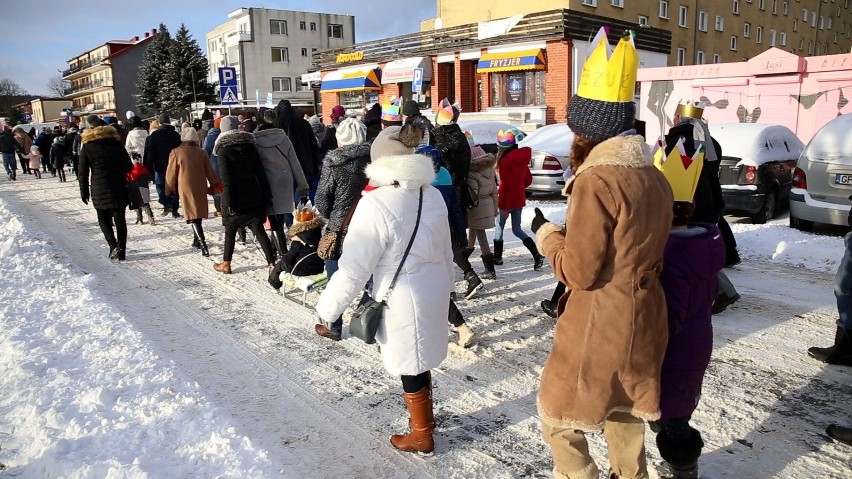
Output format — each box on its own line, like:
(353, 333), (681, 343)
(401, 372), (430, 393)
(222, 216), (275, 263)
(95, 208), (127, 250)
(448, 299), (465, 327)
(551, 282), (567, 303)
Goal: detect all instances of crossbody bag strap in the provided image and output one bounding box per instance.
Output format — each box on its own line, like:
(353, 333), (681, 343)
(382, 187), (424, 303)
(339, 193), (362, 234)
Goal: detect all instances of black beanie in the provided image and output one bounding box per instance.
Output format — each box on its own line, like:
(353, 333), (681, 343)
(567, 96), (636, 143)
(402, 100), (420, 117)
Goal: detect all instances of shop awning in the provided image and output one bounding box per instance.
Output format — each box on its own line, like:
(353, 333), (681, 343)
(320, 65), (382, 93)
(476, 49), (546, 73)
(381, 57), (433, 84)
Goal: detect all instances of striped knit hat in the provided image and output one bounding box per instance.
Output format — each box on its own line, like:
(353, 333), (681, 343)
(335, 117), (367, 146)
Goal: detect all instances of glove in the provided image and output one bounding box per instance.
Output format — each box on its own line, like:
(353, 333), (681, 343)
(81, 193), (89, 205)
(299, 193), (309, 205)
(530, 207), (549, 234)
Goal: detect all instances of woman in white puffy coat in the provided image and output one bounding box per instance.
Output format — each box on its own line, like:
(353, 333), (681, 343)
(124, 116), (148, 161)
(316, 124), (454, 456)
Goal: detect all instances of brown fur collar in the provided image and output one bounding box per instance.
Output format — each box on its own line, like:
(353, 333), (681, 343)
(288, 216), (326, 237)
(81, 126), (121, 144)
(469, 152), (497, 172)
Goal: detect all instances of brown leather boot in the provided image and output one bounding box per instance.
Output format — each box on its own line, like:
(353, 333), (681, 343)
(213, 261), (232, 274)
(390, 387), (435, 456)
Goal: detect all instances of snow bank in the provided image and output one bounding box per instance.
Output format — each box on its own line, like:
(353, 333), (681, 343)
(730, 220), (845, 273)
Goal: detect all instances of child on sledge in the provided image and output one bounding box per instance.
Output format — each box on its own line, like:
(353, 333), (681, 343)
(128, 153), (156, 225)
(268, 215), (326, 290)
(28, 145), (42, 179)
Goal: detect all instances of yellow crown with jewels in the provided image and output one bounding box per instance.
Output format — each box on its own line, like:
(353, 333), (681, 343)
(576, 27), (639, 103)
(675, 100), (706, 120)
(653, 138), (705, 202)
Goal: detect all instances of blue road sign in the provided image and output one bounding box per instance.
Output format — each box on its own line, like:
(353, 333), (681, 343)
(412, 67), (424, 93)
(24, 114), (32, 122)
(218, 67), (238, 105)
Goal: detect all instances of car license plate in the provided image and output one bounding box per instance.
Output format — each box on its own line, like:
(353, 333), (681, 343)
(835, 174), (852, 185)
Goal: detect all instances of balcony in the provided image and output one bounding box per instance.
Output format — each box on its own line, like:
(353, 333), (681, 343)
(68, 78), (113, 96)
(63, 57), (109, 78)
(74, 101), (116, 113)
(224, 30), (251, 46)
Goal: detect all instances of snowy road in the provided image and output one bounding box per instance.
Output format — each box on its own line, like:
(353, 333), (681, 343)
(1, 176), (850, 478)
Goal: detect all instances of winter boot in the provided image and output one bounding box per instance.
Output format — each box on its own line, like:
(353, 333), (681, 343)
(493, 240), (504, 265)
(541, 300), (557, 318)
(135, 209), (144, 225)
(271, 228), (288, 260)
(390, 387), (435, 456)
(161, 206), (172, 217)
(808, 326), (852, 366)
(191, 222), (209, 257)
(826, 424), (852, 446)
(456, 323), (477, 348)
(237, 227), (247, 245)
(144, 205), (156, 226)
(191, 234), (200, 249)
(213, 261), (232, 274)
(712, 292), (741, 314)
(481, 254), (496, 280)
(463, 270), (483, 300)
(523, 237), (544, 270)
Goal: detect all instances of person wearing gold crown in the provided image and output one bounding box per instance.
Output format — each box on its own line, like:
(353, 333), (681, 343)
(529, 28), (674, 479)
(651, 139), (726, 479)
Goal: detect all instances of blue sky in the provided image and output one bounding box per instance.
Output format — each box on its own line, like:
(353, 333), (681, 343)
(0, 0), (435, 96)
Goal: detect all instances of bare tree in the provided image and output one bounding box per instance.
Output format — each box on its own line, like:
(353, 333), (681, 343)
(46, 75), (69, 98)
(0, 77), (28, 117)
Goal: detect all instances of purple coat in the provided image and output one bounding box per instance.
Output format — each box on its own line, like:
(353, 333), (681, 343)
(659, 224), (726, 421)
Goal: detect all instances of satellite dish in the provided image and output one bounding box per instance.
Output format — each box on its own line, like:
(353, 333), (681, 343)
(434, 17), (443, 30)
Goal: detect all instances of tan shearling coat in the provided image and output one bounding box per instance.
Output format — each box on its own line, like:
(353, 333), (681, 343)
(535, 134), (674, 431)
(165, 144), (219, 221)
(466, 153), (498, 230)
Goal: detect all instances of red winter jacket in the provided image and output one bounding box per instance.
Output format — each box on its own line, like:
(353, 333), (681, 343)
(127, 162), (151, 183)
(496, 146), (532, 210)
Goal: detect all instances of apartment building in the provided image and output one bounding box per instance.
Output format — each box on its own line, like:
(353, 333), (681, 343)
(206, 8), (355, 107)
(63, 29), (158, 117)
(421, 0), (852, 66)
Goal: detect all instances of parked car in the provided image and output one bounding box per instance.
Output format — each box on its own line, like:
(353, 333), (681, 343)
(789, 113), (852, 231)
(709, 123), (804, 224)
(517, 123), (573, 195)
(457, 120), (514, 154)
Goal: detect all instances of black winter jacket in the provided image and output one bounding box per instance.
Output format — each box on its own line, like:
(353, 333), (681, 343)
(315, 143), (371, 232)
(50, 140), (67, 169)
(274, 100), (320, 176)
(665, 123), (725, 224)
(213, 130), (272, 222)
(78, 126), (133, 209)
(0, 130), (17, 153)
(432, 123), (472, 221)
(33, 132), (54, 154)
(143, 125), (181, 176)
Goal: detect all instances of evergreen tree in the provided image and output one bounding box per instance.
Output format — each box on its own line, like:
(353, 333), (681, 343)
(136, 23), (172, 114)
(160, 23), (216, 114)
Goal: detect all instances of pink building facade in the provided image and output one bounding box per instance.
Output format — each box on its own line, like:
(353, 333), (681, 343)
(638, 48), (852, 145)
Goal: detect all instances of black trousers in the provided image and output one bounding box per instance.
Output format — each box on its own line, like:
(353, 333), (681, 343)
(401, 372), (430, 393)
(222, 215), (275, 263)
(95, 208), (127, 251)
(452, 243), (472, 273)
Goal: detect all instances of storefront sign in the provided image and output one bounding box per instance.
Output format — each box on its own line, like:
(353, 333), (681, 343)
(336, 51), (365, 63)
(506, 73), (525, 106)
(477, 49), (546, 73)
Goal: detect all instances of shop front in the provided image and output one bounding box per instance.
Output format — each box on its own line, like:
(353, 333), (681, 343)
(381, 57), (432, 110)
(474, 46), (548, 125)
(319, 64), (381, 112)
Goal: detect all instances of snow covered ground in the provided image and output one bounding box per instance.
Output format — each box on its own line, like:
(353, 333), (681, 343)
(0, 177), (850, 479)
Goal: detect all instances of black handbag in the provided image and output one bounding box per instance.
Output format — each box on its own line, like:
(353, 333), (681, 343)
(350, 188), (424, 344)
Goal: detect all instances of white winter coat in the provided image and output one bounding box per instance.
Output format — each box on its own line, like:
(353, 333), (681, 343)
(125, 128), (149, 159)
(316, 152), (455, 377)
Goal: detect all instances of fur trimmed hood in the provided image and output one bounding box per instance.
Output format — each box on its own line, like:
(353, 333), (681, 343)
(325, 143), (371, 168)
(81, 125), (121, 144)
(365, 153), (436, 189)
(288, 216), (326, 237)
(213, 130), (255, 156)
(469, 152), (497, 172)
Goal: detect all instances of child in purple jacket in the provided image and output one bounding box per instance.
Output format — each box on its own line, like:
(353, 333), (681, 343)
(655, 201), (726, 479)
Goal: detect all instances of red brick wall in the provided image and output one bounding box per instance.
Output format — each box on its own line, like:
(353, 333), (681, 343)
(479, 71), (491, 109)
(320, 91), (337, 116)
(379, 83), (400, 103)
(545, 40), (571, 125)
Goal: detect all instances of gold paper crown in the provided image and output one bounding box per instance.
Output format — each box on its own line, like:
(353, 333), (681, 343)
(675, 101), (705, 120)
(653, 138), (705, 202)
(576, 28), (639, 103)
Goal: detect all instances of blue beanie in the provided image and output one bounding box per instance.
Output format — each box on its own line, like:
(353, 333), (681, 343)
(416, 145), (441, 172)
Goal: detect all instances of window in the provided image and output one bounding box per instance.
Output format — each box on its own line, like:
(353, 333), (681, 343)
(714, 53), (722, 63)
(270, 19), (287, 35)
(808, 40), (813, 54)
(812, 12), (817, 28)
(271, 47), (289, 62)
(770, 29), (777, 46)
(311, 47), (318, 53)
(731, 35), (738, 50)
(835, 32), (839, 43)
(733, 0), (740, 15)
(716, 16), (725, 31)
(638, 15), (649, 26)
(759, 0), (765, 10)
(744, 22), (751, 37)
(780, 31), (787, 45)
(676, 48), (686, 65)
(696, 50), (705, 64)
(581, 0), (597, 5)
(699, 11), (708, 31)
(793, 19), (798, 31)
(611, 0), (623, 7)
(659, 0), (669, 19)
(299, 21), (306, 30)
(816, 43), (821, 55)
(803, 9), (808, 21)
(310, 22), (317, 31)
(301, 48), (308, 57)
(756, 26), (763, 42)
(799, 37), (804, 50)
(328, 24), (343, 39)
(679, 5), (688, 27)
(783, 1), (788, 15)
(771, 0), (777, 14)
(295, 76), (309, 92)
(828, 18), (832, 30)
(490, 71), (546, 107)
(272, 77), (291, 92)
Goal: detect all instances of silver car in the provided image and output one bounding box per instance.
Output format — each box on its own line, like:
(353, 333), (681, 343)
(789, 113), (852, 231)
(518, 123), (573, 195)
